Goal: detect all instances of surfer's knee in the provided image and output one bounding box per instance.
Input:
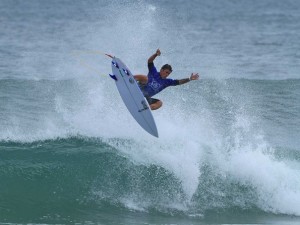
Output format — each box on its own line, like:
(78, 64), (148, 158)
(134, 75), (148, 84)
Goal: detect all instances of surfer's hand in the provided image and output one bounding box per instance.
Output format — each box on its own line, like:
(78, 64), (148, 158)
(156, 49), (161, 56)
(190, 73), (199, 80)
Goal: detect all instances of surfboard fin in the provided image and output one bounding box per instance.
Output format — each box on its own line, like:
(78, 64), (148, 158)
(112, 61), (119, 69)
(122, 68), (130, 76)
(109, 74), (117, 81)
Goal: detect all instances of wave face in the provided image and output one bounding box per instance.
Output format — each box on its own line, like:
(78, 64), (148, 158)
(1, 136), (300, 223)
(1, 0), (300, 224)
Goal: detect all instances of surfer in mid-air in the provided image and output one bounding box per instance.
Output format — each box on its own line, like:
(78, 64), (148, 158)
(134, 49), (199, 110)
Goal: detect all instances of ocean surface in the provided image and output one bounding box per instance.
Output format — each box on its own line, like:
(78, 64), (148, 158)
(1, 0), (300, 224)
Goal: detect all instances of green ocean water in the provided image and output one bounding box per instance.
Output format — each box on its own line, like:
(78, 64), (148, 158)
(1, 137), (300, 224)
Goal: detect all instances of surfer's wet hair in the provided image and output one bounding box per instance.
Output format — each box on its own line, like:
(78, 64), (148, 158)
(161, 64), (172, 72)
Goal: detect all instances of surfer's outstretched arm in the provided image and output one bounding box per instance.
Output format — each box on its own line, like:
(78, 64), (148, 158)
(178, 73), (199, 85)
(148, 49), (161, 63)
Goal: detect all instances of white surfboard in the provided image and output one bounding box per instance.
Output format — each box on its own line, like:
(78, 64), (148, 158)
(109, 56), (158, 137)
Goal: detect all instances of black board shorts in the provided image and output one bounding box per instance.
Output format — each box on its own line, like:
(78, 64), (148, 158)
(138, 83), (160, 105)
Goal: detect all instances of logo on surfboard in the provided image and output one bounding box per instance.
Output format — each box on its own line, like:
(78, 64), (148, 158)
(138, 100), (149, 112)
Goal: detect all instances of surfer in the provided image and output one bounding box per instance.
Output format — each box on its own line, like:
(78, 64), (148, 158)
(134, 49), (199, 110)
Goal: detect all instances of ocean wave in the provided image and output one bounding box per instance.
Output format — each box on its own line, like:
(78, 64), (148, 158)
(1, 136), (300, 221)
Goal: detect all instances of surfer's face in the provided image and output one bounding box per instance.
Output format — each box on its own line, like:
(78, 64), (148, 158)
(160, 69), (172, 79)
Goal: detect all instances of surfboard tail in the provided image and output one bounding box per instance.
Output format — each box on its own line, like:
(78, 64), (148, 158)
(109, 74), (117, 81)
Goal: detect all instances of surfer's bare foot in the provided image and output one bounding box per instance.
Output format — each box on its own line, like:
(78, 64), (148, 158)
(150, 100), (162, 110)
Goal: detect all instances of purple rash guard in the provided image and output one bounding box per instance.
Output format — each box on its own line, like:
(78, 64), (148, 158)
(139, 62), (179, 97)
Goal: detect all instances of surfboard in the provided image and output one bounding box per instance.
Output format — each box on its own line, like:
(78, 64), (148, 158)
(109, 56), (159, 137)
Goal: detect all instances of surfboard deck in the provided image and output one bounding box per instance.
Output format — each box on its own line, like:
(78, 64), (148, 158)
(110, 57), (158, 137)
